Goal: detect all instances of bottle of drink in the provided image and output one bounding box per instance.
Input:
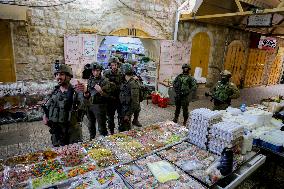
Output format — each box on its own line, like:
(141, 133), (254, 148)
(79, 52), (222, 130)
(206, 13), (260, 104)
(240, 104), (246, 112)
(217, 145), (234, 176)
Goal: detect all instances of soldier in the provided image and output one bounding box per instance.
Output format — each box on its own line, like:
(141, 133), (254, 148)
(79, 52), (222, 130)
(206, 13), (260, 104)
(103, 57), (124, 134)
(173, 64), (197, 125)
(43, 62), (83, 147)
(129, 60), (143, 127)
(85, 62), (111, 139)
(119, 63), (140, 132)
(207, 70), (240, 110)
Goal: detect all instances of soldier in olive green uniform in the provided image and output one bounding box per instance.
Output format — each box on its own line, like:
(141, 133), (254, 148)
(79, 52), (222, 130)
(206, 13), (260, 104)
(173, 64), (197, 125)
(103, 57), (124, 134)
(208, 70), (240, 110)
(43, 62), (83, 147)
(85, 62), (111, 139)
(119, 63), (140, 132)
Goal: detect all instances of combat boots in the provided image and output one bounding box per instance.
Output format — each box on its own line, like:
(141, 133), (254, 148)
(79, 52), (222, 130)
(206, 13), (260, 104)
(173, 117), (178, 123)
(132, 119), (142, 127)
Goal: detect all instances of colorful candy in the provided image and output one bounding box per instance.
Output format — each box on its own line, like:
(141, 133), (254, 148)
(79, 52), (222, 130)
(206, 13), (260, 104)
(67, 163), (97, 178)
(31, 159), (62, 177)
(32, 170), (67, 189)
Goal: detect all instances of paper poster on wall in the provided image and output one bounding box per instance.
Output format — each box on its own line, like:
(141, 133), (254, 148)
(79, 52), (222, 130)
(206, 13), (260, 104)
(159, 40), (191, 83)
(64, 35), (81, 64)
(64, 34), (97, 78)
(82, 35), (97, 57)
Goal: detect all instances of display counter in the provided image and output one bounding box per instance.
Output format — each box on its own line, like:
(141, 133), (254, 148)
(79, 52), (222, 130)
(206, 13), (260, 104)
(0, 121), (264, 189)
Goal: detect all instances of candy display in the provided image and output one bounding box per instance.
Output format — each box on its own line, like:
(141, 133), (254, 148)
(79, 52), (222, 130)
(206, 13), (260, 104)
(188, 108), (222, 149)
(0, 81), (56, 97)
(104, 133), (149, 162)
(0, 121), (261, 188)
(55, 144), (89, 167)
(158, 142), (220, 186)
(67, 163), (97, 178)
(209, 122), (244, 155)
(42, 149), (58, 160)
(0, 81), (57, 125)
(68, 169), (127, 189)
(88, 148), (118, 168)
(5, 165), (32, 188)
(147, 160), (180, 183)
(32, 170), (67, 189)
(116, 154), (206, 189)
(4, 152), (42, 166)
(31, 159), (63, 178)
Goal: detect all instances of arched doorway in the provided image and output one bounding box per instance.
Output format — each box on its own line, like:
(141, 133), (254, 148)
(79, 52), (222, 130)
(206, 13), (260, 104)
(224, 41), (245, 87)
(0, 21), (16, 82)
(190, 32), (210, 77)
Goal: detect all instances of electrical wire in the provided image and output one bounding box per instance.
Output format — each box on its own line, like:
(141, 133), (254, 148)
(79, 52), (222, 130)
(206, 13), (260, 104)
(0, 0), (77, 7)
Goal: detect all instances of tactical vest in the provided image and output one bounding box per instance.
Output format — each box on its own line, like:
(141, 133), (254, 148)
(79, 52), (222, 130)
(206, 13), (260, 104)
(174, 74), (194, 96)
(213, 82), (233, 102)
(88, 76), (107, 104)
(104, 69), (123, 97)
(46, 86), (78, 123)
(120, 81), (131, 106)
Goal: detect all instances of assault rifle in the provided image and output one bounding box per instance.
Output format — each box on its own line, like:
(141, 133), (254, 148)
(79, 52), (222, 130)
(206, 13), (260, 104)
(205, 92), (230, 105)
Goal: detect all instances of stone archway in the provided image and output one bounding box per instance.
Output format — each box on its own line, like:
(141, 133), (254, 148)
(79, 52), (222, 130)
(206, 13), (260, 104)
(98, 12), (168, 39)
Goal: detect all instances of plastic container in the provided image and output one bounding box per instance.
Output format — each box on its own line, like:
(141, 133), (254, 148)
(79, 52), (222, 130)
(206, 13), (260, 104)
(158, 97), (169, 108)
(151, 93), (159, 104)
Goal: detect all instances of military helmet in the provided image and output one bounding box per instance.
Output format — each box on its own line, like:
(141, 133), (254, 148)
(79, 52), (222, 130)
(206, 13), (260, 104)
(91, 62), (103, 70)
(109, 57), (119, 64)
(220, 70), (232, 77)
(121, 63), (133, 75)
(53, 62), (73, 77)
(182, 64), (191, 70)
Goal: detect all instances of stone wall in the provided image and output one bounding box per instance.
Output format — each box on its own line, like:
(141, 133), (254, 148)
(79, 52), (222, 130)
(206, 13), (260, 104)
(177, 21), (251, 87)
(11, 0), (252, 84)
(12, 0), (185, 80)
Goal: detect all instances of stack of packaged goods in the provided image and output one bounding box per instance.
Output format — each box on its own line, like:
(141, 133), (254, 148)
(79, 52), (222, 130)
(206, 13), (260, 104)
(188, 108), (222, 149)
(258, 130), (284, 152)
(209, 122), (244, 155)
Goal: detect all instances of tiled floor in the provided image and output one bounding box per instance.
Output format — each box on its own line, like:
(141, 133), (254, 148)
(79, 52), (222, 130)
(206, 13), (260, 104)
(0, 84), (284, 188)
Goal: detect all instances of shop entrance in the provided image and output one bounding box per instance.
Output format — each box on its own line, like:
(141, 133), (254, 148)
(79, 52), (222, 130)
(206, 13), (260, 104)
(190, 32), (210, 78)
(0, 21), (16, 82)
(224, 41), (246, 87)
(97, 34), (159, 90)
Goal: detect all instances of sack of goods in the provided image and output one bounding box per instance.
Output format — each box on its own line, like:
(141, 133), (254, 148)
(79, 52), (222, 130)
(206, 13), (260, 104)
(188, 108), (222, 149)
(209, 122), (244, 155)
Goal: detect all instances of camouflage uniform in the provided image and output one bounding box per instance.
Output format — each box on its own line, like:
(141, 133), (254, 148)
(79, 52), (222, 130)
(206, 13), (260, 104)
(211, 70), (240, 110)
(87, 63), (111, 138)
(119, 63), (140, 132)
(173, 64), (197, 125)
(132, 72), (143, 127)
(103, 67), (124, 134)
(45, 63), (82, 147)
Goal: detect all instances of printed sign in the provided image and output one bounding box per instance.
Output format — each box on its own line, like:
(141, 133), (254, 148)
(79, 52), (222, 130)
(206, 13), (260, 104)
(247, 14), (272, 27)
(258, 36), (277, 50)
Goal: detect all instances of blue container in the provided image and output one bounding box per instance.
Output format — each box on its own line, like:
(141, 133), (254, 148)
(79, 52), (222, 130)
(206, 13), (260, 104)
(260, 141), (283, 153)
(253, 139), (260, 146)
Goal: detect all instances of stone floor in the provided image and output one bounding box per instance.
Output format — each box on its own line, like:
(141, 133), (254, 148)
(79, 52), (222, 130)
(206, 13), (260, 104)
(0, 84), (284, 188)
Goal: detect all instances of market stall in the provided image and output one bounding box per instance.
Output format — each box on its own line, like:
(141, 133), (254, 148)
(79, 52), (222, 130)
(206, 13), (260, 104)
(0, 118), (265, 189)
(0, 81), (57, 125)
